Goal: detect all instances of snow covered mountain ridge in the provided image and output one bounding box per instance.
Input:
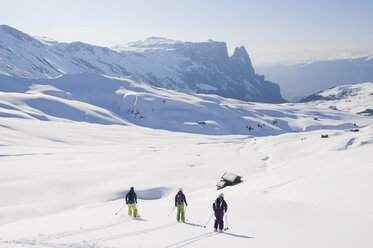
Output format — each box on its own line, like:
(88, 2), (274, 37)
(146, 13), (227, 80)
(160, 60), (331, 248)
(0, 25), (285, 103)
(301, 82), (373, 101)
(112, 36), (182, 51)
(300, 82), (373, 115)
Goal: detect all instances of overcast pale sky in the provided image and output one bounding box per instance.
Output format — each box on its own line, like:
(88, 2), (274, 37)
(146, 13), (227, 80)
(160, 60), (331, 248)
(1, 0), (373, 64)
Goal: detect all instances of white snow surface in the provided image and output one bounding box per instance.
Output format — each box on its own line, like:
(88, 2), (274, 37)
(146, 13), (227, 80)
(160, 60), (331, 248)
(112, 37), (182, 52)
(0, 76), (373, 247)
(314, 82), (373, 113)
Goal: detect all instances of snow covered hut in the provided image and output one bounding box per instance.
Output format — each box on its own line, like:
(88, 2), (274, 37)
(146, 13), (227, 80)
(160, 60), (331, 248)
(217, 172), (242, 190)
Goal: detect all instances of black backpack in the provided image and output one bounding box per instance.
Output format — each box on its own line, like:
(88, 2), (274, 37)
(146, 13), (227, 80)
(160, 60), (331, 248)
(128, 191), (134, 201)
(215, 198), (223, 211)
(177, 194), (184, 204)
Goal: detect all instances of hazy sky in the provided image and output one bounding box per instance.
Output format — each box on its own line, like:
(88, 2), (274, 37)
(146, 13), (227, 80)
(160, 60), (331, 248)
(1, 0), (373, 64)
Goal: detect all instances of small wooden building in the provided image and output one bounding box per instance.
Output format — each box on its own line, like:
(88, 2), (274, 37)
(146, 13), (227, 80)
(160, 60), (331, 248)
(217, 172), (243, 190)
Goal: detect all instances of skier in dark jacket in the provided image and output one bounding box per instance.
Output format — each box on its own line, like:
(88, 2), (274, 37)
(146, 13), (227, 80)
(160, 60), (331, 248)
(213, 193), (227, 232)
(175, 188), (188, 222)
(125, 187), (138, 217)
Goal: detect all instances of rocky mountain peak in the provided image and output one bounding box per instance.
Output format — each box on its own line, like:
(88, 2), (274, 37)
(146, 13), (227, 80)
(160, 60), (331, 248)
(232, 46), (255, 74)
(0, 25), (286, 103)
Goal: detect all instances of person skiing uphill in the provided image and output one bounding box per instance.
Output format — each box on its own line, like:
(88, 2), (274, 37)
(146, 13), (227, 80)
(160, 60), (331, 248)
(213, 193), (227, 232)
(175, 188), (188, 222)
(125, 187), (138, 217)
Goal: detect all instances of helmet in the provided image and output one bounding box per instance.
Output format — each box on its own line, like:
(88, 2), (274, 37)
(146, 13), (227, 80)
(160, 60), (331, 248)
(219, 193), (224, 198)
(179, 188), (183, 192)
(130, 187), (134, 191)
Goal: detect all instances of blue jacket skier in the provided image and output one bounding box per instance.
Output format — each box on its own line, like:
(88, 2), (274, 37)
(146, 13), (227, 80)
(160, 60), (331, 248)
(125, 187), (138, 217)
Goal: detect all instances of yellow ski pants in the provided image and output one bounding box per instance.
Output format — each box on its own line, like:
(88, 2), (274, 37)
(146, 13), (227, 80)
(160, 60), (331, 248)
(128, 204), (138, 217)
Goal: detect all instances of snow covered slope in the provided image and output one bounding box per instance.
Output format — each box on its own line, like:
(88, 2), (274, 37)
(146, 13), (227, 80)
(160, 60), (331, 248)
(0, 107), (372, 248)
(0, 73), (368, 135)
(1, 73), (372, 247)
(300, 82), (373, 114)
(0, 25), (285, 103)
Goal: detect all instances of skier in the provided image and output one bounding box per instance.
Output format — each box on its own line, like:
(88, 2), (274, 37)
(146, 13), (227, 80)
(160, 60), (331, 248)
(213, 193), (227, 232)
(175, 188), (188, 222)
(125, 186), (138, 218)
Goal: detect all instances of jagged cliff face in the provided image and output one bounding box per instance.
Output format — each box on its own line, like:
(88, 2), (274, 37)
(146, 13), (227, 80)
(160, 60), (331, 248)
(0, 25), (286, 103)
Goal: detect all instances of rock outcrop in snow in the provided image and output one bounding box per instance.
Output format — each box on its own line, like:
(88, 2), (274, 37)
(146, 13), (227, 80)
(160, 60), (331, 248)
(0, 25), (286, 103)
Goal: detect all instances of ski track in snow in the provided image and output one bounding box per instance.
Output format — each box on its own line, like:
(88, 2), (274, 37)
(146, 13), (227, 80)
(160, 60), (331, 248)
(37, 220), (129, 241)
(262, 177), (301, 194)
(89, 222), (178, 244)
(163, 232), (219, 248)
(1, 222), (179, 248)
(0, 238), (105, 248)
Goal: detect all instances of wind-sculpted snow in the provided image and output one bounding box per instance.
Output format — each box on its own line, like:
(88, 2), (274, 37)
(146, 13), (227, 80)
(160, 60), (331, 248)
(0, 25), (285, 103)
(111, 187), (171, 201)
(0, 73), (369, 135)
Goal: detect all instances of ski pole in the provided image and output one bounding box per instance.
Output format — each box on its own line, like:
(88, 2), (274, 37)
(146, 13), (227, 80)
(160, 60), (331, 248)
(203, 214), (214, 228)
(115, 204), (126, 215)
(168, 206), (176, 216)
(184, 205), (187, 221)
(133, 202), (138, 217)
(224, 213), (229, 231)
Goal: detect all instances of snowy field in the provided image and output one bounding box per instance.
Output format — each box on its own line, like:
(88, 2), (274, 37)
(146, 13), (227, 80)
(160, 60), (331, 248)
(0, 79), (373, 248)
